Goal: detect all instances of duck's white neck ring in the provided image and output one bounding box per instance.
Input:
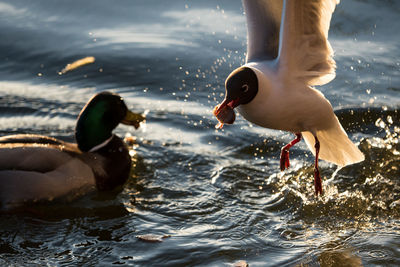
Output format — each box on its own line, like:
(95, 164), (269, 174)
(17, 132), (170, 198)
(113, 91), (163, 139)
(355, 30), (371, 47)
(89, 135), (113, 152)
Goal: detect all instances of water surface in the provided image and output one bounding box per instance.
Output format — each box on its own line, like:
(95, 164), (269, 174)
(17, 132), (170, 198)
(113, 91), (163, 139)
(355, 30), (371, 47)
(0, 0), (399, 266)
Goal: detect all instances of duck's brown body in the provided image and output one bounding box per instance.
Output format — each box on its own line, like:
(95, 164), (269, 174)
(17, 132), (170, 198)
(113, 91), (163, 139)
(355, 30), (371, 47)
(0, 92), (144, 210)
(0, 134), (131, 209)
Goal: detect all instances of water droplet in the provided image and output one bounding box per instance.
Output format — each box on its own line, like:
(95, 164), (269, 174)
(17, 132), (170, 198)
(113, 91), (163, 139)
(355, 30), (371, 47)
(375, 118), (386, 129)
(387, 115), (393, 125)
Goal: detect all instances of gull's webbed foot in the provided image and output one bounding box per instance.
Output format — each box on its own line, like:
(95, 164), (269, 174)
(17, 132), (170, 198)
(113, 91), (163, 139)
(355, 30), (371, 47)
(280, 148), (290, 171)
(314, 166), (323, 196)
(314, 136), (323, 196)
(279, 133), (302, 171)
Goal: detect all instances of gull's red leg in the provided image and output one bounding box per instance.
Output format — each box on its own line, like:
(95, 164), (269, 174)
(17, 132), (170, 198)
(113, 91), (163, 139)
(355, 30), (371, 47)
(280, 133), (302, 171)
(314, 135), (323, 196)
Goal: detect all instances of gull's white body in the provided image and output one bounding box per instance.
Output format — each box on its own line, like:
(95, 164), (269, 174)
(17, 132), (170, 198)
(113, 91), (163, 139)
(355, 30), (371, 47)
(236, 0), (364, 166)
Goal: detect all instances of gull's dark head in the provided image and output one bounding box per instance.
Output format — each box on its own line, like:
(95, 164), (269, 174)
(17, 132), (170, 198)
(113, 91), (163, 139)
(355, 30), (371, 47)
(213, 67), (258, 128)
(224, 66), (258, 108)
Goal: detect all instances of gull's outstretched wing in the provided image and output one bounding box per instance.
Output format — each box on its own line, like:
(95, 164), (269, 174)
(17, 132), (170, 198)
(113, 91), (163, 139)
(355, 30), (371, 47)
(243, 0), (283, 62)
(278, 0), (339, 86)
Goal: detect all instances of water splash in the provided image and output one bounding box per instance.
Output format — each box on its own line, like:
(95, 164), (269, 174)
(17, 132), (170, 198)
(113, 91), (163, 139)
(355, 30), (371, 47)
(271, 114), (400, 231)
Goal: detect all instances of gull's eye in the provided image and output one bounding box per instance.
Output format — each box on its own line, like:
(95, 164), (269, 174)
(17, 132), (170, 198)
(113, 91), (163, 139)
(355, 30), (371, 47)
(241, 84), (249, 92)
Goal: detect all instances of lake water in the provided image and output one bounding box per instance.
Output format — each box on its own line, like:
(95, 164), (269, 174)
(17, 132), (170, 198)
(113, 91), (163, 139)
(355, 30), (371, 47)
(0, 0), (399, 266)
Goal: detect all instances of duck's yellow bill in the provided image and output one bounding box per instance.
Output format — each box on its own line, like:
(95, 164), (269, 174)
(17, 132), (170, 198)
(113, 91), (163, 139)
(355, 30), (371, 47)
(122, 110), (145, 129)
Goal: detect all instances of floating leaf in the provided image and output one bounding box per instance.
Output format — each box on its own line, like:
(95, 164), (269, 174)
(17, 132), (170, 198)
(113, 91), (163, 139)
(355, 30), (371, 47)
(60, 56), (95, 74)
(136, 234), (171, 243)
(233, 260), (248, 267)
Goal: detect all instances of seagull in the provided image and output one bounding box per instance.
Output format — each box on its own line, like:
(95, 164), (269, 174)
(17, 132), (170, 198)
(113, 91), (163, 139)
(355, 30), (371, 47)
(213, 0), (365, 196)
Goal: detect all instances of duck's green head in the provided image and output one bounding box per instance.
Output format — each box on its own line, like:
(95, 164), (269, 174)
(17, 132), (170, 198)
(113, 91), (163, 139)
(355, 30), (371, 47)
(75, 92), (144, 152)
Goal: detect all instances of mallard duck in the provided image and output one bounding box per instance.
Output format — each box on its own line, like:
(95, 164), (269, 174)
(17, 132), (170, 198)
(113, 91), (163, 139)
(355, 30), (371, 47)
(0, 91), (145, 210)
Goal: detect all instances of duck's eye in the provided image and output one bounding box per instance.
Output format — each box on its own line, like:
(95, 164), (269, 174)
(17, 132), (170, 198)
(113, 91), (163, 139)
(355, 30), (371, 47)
(241, 84), (249, 92)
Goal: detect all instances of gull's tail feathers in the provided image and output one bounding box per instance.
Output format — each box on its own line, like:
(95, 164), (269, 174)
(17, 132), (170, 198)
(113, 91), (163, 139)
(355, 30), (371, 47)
(301, 117), (364, 167)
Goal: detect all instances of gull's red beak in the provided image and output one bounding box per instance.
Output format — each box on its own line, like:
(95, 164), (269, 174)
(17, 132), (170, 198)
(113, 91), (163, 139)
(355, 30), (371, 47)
(213, 98), (239, 129)
(215, 98), (239, 114)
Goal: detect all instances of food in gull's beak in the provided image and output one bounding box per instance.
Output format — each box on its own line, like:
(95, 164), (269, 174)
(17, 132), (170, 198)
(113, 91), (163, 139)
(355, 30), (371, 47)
(213, 103), (235, 129)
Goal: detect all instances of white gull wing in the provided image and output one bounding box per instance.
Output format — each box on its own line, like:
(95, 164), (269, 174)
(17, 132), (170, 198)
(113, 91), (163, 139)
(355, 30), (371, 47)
(278, 0), (339, 86)
(243, 0), (283, 62)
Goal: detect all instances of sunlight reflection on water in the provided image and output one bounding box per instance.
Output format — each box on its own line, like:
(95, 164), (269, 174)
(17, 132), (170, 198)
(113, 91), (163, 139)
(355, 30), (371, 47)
(0, 0), (399, 266)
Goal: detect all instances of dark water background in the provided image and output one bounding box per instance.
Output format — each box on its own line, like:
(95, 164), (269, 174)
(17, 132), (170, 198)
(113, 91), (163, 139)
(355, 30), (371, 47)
(0, 0), (399, 266)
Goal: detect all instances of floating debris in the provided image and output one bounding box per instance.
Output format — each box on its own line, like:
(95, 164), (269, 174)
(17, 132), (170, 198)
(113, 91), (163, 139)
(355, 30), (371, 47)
(136, 234), (171, 243)
(60, 56), (95, 74)
(233, 260), (248, 267)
